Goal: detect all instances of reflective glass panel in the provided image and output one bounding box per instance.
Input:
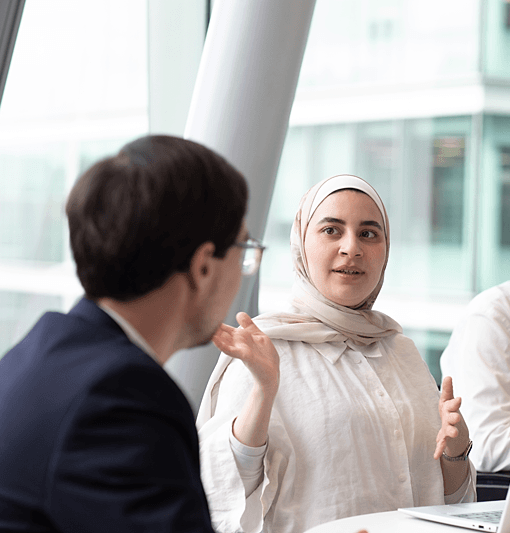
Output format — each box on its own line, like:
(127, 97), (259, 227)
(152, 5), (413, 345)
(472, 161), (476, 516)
(478, 115), (510, 290)
(483, 0), (510, 79)
(388, 116), (473, 296)
(261, 116), (474, 305)
(299, 0), (480, 88)
(0, 142), (67, 262)
(0, 292), (62, 358)
(0, 0), (148, 353)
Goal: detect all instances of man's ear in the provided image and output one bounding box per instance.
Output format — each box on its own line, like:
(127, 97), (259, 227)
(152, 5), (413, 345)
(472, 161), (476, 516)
(187, 241), (216, 293)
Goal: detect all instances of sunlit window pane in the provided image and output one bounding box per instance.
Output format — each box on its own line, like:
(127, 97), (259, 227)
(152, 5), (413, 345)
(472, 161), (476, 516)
(0, 142), (66, 262)
(478, 115), (510, 290)
(299, 0), (480, 88)
(0, 292), (62, 356)
(484, 0), (510, 78)
(0, 0), (148, 357)
(500, 147), (510, 246)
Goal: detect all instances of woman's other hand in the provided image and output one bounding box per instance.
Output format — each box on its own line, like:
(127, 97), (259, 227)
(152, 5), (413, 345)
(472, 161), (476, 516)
(434, 376), (470, 460)
(213, 312), (280, 395)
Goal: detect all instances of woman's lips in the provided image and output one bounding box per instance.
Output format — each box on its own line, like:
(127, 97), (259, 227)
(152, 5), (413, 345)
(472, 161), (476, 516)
(333, 268), (364, 275)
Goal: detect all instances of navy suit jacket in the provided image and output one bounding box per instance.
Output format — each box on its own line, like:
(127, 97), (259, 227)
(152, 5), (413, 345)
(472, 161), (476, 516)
(0, 298), (215, 532)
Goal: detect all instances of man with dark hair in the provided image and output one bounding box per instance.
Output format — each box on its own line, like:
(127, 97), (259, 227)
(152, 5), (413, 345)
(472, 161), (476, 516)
(0, 135), (262, 532)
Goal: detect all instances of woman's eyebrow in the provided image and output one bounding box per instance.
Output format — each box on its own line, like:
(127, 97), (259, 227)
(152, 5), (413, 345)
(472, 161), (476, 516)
(316, 216), (383, 231)
(316, 217), (345, 225)
(362, 220), (384, 231)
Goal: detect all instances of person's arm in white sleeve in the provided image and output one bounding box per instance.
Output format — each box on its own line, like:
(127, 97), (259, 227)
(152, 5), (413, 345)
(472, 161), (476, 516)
(198, 313), (281, 533)
(229, 423), (266, 497)
(212, 312), (280, 449)
(442, 308), (510, 472)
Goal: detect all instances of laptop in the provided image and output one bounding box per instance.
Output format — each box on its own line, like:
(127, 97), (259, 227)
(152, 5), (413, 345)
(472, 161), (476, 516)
(398, 488), (510, 532)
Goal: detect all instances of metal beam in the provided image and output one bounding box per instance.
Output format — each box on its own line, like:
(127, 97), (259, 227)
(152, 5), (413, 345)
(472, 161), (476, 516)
(0, 0), (25, 107)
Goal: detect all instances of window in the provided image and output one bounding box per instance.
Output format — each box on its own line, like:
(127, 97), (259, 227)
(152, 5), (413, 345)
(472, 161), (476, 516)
(298, 0), (479, 88)
(431, 137), (466, 245)
(0, 0), (149, 356)
(484, 0), (510, 78)
(261, 116), (473, 306)
(500, 147), (510, 246)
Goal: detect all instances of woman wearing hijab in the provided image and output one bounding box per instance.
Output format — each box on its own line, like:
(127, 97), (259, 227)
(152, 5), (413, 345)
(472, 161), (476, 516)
(197, 175), (475, 533)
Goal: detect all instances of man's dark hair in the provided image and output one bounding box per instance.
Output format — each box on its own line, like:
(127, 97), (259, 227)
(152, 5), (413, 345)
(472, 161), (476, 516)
(66, 135), (248, 301)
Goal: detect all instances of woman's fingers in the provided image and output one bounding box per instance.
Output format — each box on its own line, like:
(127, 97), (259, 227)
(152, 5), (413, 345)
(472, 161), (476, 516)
(236, 311), (253, 328)
(437, 425), (459, 442)
(212, 329), (235, 353)
(214, 313), (263, 340)
(435, 376), (469, 460)
(212, 316), (267, 360)
(215, 322), (237, 335)
(439, 377), (462, 418)
(236, 312), (266, 336)
(214, 313), (280, 389)
(440, 376), (454, 403)
(443, 411), (461, 425)
(213, 314), (278, 371)
(434, 442), (444, 460)
(445, 397), (462, 410)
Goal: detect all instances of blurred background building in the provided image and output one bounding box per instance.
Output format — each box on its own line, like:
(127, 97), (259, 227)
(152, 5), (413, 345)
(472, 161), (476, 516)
(1, 0), (510, 386)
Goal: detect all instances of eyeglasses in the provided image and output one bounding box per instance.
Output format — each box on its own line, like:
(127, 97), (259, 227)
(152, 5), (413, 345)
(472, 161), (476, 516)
(234, 238), (266, 276)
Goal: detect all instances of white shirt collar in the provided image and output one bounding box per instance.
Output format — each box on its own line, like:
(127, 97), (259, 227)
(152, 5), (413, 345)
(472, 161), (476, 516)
(312, 339), (383, 365)
(97, 302), (159, 364)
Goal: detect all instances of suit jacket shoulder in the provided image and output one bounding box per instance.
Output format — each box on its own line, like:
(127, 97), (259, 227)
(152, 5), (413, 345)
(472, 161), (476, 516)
(0, 298), (214, 533)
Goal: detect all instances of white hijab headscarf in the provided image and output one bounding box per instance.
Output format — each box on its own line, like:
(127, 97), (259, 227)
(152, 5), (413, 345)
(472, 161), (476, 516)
(196, 175), (402, 427)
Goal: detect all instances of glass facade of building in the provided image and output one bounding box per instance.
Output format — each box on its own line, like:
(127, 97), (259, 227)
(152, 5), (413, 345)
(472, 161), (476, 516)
(484, 0), (510, 78)
(261, 116), (477, 297)
(0, 0), (148, 354)
(259, 0), (510, 384)
(1, 0), (510, 385)
(298, 0), (480, 87)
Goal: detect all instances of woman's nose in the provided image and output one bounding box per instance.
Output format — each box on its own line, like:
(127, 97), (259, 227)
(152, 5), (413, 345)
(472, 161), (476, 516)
(339, 233), (362, 256)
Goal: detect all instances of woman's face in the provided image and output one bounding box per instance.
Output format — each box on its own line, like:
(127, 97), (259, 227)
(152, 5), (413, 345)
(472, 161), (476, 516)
(304, 189), (386, 308)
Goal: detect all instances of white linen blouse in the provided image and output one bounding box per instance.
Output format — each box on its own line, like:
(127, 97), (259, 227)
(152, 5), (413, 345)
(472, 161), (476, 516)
(198, 333), (475, 533)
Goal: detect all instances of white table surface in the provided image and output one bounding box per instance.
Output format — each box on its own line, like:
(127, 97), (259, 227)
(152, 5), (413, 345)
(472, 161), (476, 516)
(305, 510), (472, 533)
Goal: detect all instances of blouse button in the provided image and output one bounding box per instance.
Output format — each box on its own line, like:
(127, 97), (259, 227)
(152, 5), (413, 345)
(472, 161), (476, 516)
(398, 474), (407, 483)
(377, 389), (384, 397)
(394, 430), (401, 439)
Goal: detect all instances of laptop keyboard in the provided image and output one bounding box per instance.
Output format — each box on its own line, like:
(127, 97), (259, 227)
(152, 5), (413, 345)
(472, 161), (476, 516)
(454, 511), (502, 524)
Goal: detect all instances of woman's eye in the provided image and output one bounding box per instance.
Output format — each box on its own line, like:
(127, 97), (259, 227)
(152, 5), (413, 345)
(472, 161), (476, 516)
(323, 227), (337, 235)
(361, 230), (376, 238)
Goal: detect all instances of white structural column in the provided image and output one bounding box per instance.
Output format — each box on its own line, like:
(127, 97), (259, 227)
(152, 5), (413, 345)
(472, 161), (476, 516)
(185, 0), (316, 240)
(164, 0), (316, 413)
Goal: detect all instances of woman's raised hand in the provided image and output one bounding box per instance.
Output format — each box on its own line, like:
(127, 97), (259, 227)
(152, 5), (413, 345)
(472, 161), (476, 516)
(434, 376), (470, 460)
(213, 312), (280, 395)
